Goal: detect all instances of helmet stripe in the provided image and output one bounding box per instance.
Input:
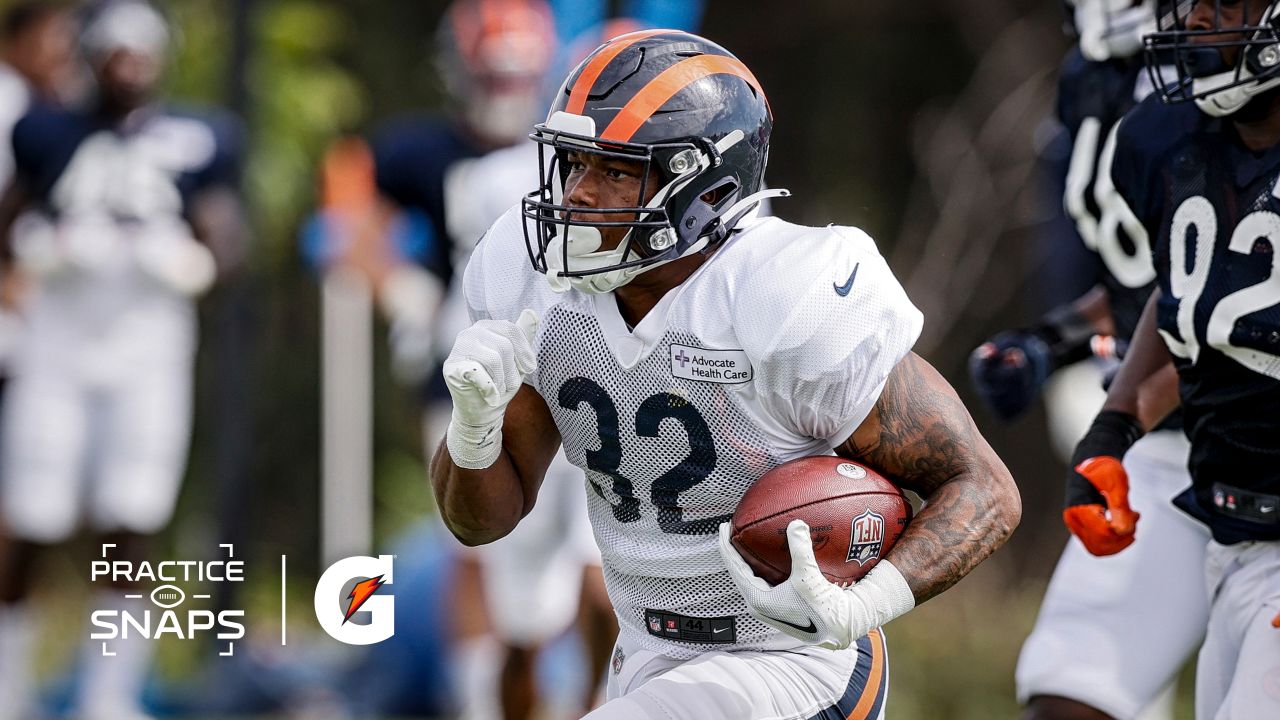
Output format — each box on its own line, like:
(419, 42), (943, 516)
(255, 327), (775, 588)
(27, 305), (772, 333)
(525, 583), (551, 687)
(600, 55), (768, 142)
(478, 0), (501, 35)
(566, 29), (672, 114)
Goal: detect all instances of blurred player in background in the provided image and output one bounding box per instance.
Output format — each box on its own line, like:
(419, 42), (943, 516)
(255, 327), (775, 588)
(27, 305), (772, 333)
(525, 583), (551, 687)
(362, 1), (614, 716)
(0, 0), (78, 405)
(0, 0), (77, 187)
(1063, 2), (1280, 719)
(0, 2), (246, 718)
(969, 2), (1209, 718)
(434, 29), (1020, 717)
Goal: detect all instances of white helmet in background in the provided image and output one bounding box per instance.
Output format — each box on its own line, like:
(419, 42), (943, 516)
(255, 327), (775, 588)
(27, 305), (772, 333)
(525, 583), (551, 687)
(81, 0), (170, 64)
(1070, 0), (1156, 61)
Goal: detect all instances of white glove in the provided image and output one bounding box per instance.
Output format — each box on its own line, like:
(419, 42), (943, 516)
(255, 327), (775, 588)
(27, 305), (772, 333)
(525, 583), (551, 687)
(443, 309), (539, 469)
(134, 228), (217, 296)
(717, 519), (916, 650)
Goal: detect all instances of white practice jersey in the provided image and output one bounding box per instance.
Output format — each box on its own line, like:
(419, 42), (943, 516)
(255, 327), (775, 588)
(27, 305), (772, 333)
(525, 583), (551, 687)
(436, 141), (540, 360)
(466, 206), (923, 659)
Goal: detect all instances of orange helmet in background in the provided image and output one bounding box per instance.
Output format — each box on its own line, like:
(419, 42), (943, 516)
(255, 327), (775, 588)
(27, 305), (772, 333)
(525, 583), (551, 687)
(436, 0), (557, 147)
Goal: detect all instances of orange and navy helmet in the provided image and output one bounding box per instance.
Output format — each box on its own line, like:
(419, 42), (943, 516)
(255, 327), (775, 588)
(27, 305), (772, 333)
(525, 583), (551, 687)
(522, 30), (774, 294)
(436, 0), (557, 145)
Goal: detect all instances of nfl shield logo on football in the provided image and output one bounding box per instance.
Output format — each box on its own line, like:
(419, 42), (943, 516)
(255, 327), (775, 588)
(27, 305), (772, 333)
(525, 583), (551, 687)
(846, 509), (885, 566)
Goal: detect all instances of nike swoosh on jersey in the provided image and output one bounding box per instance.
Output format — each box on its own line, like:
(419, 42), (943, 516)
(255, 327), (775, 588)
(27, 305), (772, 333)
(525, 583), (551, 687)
(834, 263), (860, 297)
(760, 612), (818, 634)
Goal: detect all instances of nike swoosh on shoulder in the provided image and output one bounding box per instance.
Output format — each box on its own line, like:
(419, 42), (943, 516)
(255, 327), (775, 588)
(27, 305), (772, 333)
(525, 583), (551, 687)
(759, 612), (817, 635)
(834, 263), (860, 297)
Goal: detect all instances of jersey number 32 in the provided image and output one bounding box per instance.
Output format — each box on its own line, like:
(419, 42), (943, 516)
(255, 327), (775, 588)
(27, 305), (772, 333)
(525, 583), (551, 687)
(558, 377), (728, 536)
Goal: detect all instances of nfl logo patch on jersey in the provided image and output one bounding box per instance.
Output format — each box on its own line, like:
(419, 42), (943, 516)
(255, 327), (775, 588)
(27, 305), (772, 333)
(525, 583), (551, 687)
(846, 509), (884, 566)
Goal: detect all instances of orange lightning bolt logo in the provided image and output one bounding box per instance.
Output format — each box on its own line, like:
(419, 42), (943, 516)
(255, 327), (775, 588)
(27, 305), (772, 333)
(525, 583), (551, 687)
(342, 575), (385, 624)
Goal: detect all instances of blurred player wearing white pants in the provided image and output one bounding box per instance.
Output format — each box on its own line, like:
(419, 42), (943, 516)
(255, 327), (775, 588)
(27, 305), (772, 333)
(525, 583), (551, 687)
(0, 240), (197, 543)
(0, 3), (246, 719)
(1061, 2), (1280, 719)
(1017, 430), (1208, 719)
(969, 4), (1212, 718)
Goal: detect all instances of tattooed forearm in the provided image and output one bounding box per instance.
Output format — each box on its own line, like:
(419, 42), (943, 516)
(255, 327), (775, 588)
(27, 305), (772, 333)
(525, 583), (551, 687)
(887, 475), (1010, 603)
(838, 353), (1020, 604)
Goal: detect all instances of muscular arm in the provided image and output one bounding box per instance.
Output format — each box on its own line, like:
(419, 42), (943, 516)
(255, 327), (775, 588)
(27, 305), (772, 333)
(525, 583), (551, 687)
(430, 384), (563, 546)
(1101, 288), (1179, 430)
(837, 352), (1021, 604)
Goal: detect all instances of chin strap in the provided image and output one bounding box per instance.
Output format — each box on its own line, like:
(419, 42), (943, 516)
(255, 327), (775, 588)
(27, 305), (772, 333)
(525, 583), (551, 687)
(706, 188), (791, 248)
(1195, 67), (1280, 117)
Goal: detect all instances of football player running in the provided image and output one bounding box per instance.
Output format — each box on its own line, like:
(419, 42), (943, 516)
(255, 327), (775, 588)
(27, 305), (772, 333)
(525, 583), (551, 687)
(970, 3), (1211, 718)
(1064, 1), (1280, 719)
(0, 3), (245, 719)
(432, 30), (1021, 717)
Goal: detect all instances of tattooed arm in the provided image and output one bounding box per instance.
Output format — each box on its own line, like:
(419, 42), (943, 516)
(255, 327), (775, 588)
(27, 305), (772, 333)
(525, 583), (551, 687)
(837, 352), (1021, 604)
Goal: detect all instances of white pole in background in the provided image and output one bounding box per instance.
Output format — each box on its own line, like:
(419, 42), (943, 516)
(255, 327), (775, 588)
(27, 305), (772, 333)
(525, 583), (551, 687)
(321, 265), (373, 564)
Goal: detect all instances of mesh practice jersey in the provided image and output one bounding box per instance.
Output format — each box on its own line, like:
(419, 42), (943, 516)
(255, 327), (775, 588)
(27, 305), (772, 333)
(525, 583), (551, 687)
(465, 206), (923, 658)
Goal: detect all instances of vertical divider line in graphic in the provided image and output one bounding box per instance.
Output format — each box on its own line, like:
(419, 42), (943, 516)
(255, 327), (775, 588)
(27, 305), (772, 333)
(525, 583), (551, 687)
(281, 555), (287, 645)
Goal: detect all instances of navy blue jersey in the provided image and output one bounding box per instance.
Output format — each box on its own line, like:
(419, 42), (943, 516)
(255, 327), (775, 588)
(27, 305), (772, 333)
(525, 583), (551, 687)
(371, 115), (486, 287)
(11, 102), (241, 224)
(1110, 96), (1280, 543)
(1058, 49), (1155, 342)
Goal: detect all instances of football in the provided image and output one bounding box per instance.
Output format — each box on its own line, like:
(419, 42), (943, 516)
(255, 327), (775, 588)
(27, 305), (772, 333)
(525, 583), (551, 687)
(730, 456), (912, 586)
